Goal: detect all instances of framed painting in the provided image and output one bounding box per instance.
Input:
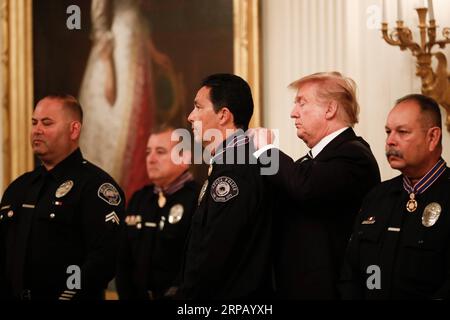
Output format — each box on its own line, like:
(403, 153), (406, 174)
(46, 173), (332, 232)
(1, 0), (261, 198)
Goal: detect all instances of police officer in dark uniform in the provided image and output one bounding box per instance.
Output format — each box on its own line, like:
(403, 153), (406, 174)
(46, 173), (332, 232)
(340, 94), (450, 299)
(0, 95), (124, 300)
(180, 74), (274, 299)
(116, 126), (199, 300)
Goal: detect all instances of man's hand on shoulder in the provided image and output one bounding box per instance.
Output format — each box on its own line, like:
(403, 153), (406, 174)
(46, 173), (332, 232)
(247, 127), (275, 150)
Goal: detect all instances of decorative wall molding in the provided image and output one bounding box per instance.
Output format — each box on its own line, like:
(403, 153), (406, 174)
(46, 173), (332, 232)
(1, 0), (34, 192)
(234, 0), (261, 127)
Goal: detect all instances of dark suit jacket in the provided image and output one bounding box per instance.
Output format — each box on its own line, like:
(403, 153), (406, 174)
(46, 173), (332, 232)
(265, 128), (380, 299)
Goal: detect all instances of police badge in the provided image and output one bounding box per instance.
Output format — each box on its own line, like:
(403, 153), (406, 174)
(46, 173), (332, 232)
(168, 204), (184, 224)
(422, 202), (442, 227)
(55, 180), (74, 198)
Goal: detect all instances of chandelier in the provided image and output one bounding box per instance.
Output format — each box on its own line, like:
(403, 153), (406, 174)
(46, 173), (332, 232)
(381, 0), (450, 131)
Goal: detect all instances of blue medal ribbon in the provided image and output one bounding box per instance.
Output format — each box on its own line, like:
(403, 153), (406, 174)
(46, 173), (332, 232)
(402, 158), (446, 212)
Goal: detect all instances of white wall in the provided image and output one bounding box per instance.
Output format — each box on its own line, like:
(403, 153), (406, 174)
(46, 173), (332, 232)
(0, 0), (4, 193)
(262, 0), (450, 181)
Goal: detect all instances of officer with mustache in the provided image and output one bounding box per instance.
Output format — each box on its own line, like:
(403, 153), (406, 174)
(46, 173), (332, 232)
(340, 94), (450, 299)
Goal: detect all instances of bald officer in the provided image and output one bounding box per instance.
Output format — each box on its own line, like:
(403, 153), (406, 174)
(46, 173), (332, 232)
(0, 95), (124, 300)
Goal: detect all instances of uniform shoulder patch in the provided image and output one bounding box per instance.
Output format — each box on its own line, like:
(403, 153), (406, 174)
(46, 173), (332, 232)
(210, 176), (239, 202)
(98, 183), (121, 206)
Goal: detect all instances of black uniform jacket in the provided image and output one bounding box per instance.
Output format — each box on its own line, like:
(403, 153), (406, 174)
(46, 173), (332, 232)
(0, 149), (124, 300)
(340, 167), (450, 299)
(180, 132), (274, 299)
(116, 180), (199, 299)
(263, 128), (380, 299)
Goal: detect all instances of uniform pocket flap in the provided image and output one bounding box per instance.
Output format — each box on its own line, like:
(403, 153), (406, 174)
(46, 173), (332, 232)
(357, 224), (383, 243)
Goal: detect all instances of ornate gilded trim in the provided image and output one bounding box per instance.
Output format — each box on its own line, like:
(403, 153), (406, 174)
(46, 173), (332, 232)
(0, 0), (260, 192)
(233, 0), (262, 127)
(1, 0), (34, 193)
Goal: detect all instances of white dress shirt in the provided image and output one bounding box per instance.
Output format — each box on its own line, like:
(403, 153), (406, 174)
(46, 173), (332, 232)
(253, 127), (349, 159)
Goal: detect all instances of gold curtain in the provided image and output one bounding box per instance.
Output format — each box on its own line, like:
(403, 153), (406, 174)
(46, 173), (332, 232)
(1, 0), (34, 193)
(234, 0), (262, 127)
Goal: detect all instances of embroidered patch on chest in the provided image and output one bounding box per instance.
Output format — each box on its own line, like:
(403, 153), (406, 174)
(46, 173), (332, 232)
(210, 176), (239, 202)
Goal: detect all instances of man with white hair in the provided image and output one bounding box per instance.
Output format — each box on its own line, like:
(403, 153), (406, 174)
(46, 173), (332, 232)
(251, 72), (380, 299)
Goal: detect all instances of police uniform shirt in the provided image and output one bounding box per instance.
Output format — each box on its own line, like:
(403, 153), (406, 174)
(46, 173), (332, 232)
(180, 131), (274, 299)
(340, 165), (450, 299)
(116, 179), (199, 300)
(0, 148), (124, 300)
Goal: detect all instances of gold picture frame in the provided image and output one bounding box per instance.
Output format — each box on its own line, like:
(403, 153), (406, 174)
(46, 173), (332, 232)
(1, 0), (34, 193)
(234, 0), (262, 128)
(0, 0), (261, 193)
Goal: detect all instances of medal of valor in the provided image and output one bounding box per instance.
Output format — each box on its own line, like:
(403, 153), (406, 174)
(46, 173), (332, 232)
(158, 191), (167, 208)
(422, 202), (441, 227)
(406, 193), (417, 212)
(402, 159), (447, 214)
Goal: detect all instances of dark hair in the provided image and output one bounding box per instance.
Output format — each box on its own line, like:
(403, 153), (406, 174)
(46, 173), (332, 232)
(150, 123), (175, 135)
(149, 123), (191, 153)
(201, 73), (254, 131)
(396, 94), (441, 129)
(38, 94), (83, 123)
